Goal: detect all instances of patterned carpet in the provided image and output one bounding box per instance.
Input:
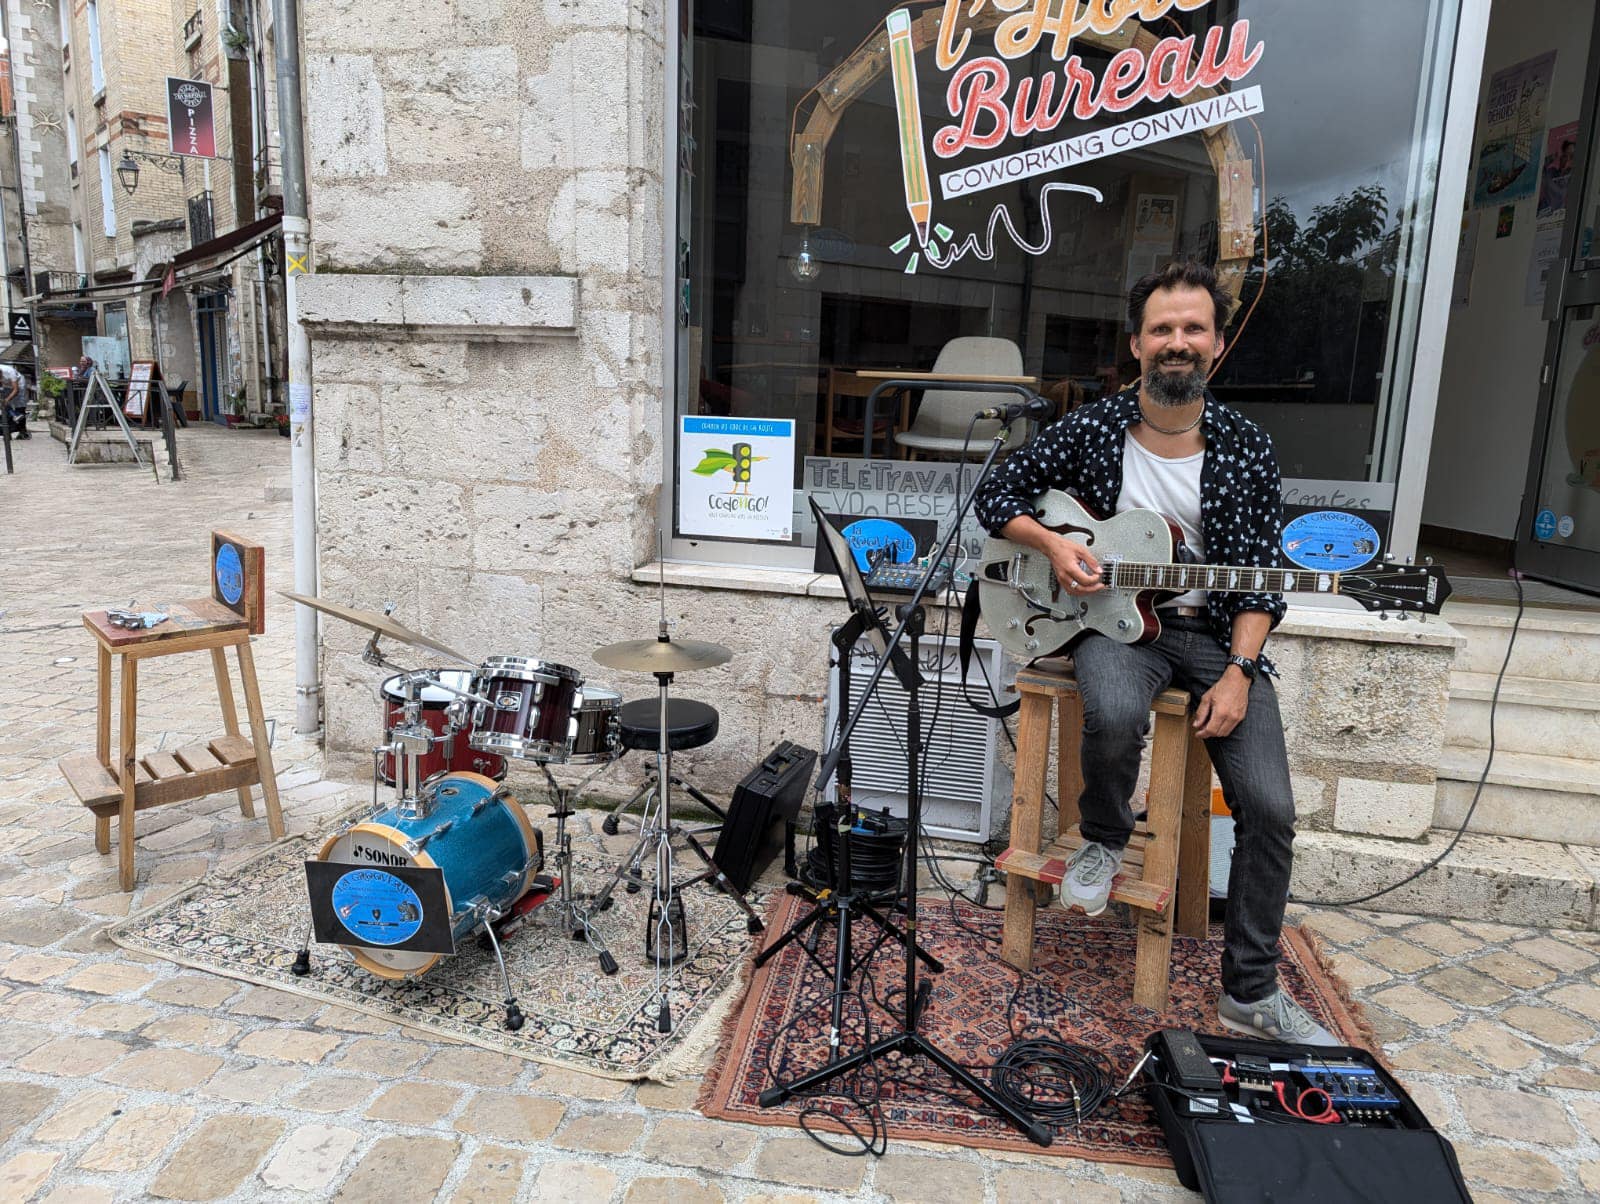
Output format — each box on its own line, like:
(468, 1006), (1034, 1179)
(111, 812), (764, 1080)
(700, 891), (1368, 1164)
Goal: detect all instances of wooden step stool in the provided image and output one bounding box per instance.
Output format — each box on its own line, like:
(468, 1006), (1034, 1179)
(996, 665), (1212, 1012)
(59, 533), (284, 891)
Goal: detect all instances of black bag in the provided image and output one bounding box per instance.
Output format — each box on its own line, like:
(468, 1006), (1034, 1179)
(1142, 1030), (1471, 1203)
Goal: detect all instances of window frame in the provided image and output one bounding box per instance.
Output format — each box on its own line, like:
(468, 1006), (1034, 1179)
(98, 146), (116, 238)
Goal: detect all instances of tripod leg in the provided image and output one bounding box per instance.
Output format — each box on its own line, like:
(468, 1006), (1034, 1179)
(602, 774), (655, 836)
(681, 831), (763, 934)
(479, 916), (524, 1032)
(856, 899), (944, 973)
(750, 898), (828, 968)
(670, 774), (728, 820)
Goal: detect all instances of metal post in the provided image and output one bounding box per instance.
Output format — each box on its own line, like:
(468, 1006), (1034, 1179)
(273, 0), (321, 735)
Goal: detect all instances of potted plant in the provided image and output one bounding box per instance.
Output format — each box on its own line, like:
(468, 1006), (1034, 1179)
(274, 412), (290, 437)
(224, 390), (247, 427)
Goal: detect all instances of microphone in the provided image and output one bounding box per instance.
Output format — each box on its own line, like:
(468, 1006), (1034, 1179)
(974, 395), (1054, 422)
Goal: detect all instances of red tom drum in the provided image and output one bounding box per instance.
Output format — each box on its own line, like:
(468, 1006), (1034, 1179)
(379, 670), (507, 786)
(468, 656), (585, 763)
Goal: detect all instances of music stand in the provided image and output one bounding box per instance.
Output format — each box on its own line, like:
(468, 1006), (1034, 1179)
(757, 489), (1050, 1147)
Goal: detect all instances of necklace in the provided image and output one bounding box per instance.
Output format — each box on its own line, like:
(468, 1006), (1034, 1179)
(1137, 400), (1204, 436)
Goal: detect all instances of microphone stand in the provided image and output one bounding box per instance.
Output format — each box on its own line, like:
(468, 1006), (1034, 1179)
(758, 405), (1052, 1148)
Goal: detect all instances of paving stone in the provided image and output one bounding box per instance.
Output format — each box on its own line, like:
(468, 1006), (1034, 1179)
(1547, 983), (1600, 1022)
(1537, 1066), (1600, 1091)
(554, 1111), (646, 1154)
(534, 1159), (619, 1201)
(1299, 910), (1378, 945)
(0, 1080), (59, 1144)
(1420, 967), (1512, 1008)
(1369, 983), (1460, 1027)
(290, 1076), (379, 1114)
(530, 1065), (630, 1100)
(2, 951), (77, 983)
(236, 1027), (342, 1064)
(1455, 1142), (1565, 1192)
(1572, 1096), (1600, 1143)
(453, 1093), (565, 1143)
(334, 1135), (458, 1203)
(994, 1168), (1119, 1202)
(1457, 921), (1529, 941)
(61, 962), (159, 995)
(70, 1001), (159, 1033)
(872, 1150), (986, 1202)
(452, 1145), (527, 1203)
(414, 1048), (525, 1088)
(1326, 952), (1389, 990)
(1401, 1081), (1450, 1124)
(0, 906), (82, 947)
(1501, 1003), (1595, 1047)
(642, 1115), (758, 1171)
(742, 1195), (822, 1204)
(0, 1151), (61, 1201)
(1579, 1161), (1600, 1194)
(200, 1062), (303, 1104)
(314, 1005), (395, 1034)
(148, 1113), (285, 1201)
(228, 985), (322, 1021)
(17, 1036), (129, 1077)
(331, 1037), (426, 1076)
(365, 1081), (461, 1125)
(1361, 937), (1439, 974)
(142, 1015), (242, 1047)
(1404, 922), (1484, 956)
(1448, 1020), (1540, 1070)
(259, 1123), (362, 1193)
(32, 1090), (125, 1143)
(634, 1078), (703, 1111)
(77, 1104), (195, 1172)
(101, 1048), (223, 1092)
(40, 1186), (117, 1204)
(1511, 935), (1599, 973)
(1465, 949), (1559, 990)
(143, 976), (238, 1008)
(1458, 1085), (1579, 1147)
(1389, 1042), (1489, 1077)
(753, 1137), (868, 1192)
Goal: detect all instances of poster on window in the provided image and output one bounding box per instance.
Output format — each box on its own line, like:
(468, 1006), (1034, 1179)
(1472, 52), (1555, 209)
(166, 77), (217, 158)
(678, 417), (795, 542)
(1538, 121), (1579, 220)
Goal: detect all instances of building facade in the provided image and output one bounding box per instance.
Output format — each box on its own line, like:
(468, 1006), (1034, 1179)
(3, 0), (284, 419)
(297, 0), (1600, 913)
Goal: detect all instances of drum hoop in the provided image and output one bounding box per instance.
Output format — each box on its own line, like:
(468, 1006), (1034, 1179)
(468, 730), (570, 763)
(575, 691), (623, 713)
(318, 821), (447, 981)
(478, 656), (583, 686)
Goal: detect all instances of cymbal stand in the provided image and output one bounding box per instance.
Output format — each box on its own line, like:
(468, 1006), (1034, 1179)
(539, 760), (620, 976)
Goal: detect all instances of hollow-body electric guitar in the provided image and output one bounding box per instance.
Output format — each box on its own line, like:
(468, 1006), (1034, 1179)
(976, 490), (1453, 661)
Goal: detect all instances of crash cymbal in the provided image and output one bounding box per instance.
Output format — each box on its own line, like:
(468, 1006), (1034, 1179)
(592, 637), (733, 674)
(280, 591), (476, 665)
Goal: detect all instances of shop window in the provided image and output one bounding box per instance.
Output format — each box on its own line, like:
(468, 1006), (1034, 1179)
(668, 0), (1462, 574)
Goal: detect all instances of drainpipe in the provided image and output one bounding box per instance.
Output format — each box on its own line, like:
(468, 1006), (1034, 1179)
(271, 0), (320, 735)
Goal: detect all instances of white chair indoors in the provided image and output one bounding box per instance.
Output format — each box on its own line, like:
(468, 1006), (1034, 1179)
(893, 336), (1034, 460)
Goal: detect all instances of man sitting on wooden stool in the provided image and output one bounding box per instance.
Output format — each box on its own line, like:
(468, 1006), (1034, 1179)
(974, 261), (1335, 1047)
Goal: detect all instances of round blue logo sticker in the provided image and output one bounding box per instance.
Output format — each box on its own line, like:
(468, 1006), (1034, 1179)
(1534, 509), (1558, 541)
(840, 518), (917, 572)
(1281, 511), (1382, 571)
(330, 868), (423, 946)
(214, 543), (244, 606)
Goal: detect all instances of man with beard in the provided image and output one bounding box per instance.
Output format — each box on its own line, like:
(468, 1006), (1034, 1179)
(974, 260), (1333, 1045)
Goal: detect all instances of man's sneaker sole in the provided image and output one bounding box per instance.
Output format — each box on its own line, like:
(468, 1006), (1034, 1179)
(1216, 1011), (1271, 1040)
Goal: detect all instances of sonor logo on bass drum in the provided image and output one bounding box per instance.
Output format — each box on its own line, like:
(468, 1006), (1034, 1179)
(352, 843), (407, 867)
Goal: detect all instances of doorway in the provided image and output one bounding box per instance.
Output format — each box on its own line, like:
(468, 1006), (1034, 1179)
(196, 290), (229, 423)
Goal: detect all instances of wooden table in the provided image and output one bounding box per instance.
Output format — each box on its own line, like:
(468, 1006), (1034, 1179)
(823, 368), (913, 456)
(59, 598), (285, 890)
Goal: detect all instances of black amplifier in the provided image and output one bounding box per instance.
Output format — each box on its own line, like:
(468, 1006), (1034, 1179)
(711, 741), (817, 893)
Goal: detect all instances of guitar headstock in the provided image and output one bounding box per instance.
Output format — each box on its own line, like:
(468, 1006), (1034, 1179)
(1338, 558), (1453, 617)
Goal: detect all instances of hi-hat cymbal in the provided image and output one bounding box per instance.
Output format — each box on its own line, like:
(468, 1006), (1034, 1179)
(592, 637), (733, 674)
(280, 591), (476, 665)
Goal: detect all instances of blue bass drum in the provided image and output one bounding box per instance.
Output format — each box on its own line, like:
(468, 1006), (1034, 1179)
(317, 772), (540, 979)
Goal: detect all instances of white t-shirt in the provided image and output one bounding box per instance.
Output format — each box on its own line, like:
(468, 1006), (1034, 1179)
(1116, 431), (1206, 608)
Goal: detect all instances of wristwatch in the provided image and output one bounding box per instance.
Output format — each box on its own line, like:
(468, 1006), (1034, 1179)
(1227, 654), (1258, 680)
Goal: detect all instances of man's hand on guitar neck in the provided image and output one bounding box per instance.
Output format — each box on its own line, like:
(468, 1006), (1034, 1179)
(999, 516), (1104, 595)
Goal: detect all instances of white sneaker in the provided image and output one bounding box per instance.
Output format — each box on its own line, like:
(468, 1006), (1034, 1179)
(1218, 989), (1340, 1047)
(1061, 841), (1123, 917)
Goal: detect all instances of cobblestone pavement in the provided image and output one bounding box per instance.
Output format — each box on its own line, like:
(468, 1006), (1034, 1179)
(3, 428), (1600, 1201)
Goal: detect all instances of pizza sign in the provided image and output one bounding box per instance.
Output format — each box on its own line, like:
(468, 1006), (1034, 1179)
(166, 76), (217, 158)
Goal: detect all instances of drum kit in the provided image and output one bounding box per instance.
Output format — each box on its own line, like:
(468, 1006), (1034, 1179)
(283, 572), (758, 1033)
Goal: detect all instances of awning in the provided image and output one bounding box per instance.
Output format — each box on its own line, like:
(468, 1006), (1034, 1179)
(1, 341), (33, 363)
(172, 213), (281, 272)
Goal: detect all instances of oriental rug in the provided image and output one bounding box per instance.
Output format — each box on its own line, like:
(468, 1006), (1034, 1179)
(110, 806), (764, 1081)
(699, 892), (1370, 1165)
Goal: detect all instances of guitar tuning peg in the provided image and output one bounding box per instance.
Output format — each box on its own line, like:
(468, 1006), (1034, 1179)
(1396, 611), (1410, 622)
(1378, 611), (1390, 620)
(1423, 556), (1434, 566)
(1405, 556), (1413, 565)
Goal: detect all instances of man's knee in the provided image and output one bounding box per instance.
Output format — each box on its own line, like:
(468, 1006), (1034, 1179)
(1079, 693), (1151, 750)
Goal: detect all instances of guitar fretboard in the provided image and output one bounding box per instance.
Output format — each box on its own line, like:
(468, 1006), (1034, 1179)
(1105, 561), (1338, 595)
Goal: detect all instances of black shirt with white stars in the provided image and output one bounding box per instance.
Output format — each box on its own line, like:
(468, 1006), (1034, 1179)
(974, 387), (1288, 664)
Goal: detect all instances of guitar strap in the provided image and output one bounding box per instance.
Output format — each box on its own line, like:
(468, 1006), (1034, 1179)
(959, 585), (1020, 718)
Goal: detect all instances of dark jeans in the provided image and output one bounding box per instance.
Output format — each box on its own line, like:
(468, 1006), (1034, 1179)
(1071, 615), (1295, 1002)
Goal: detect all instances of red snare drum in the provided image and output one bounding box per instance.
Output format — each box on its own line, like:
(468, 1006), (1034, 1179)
(379, 671), (507, 786)
(469, 656), (585, 763)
